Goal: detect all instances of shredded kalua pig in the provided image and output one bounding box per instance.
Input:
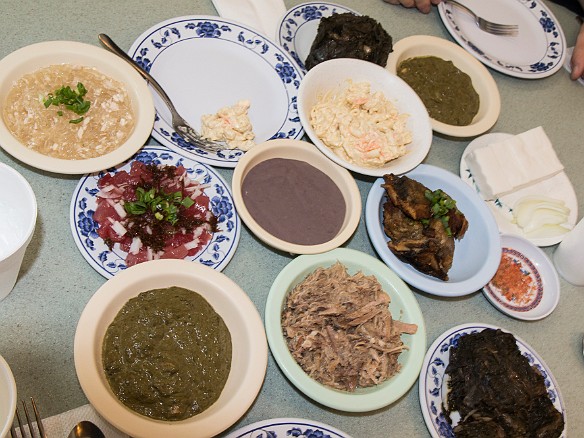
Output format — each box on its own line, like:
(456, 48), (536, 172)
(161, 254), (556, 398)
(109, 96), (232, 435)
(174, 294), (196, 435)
(281, 262), (418, 392)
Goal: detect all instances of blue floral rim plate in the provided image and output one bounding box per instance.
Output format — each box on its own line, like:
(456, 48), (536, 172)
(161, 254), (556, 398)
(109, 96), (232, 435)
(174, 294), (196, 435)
(70, 145), (241, 278)
(276, 2), (360, 73)
(438, 0), (566, 79)
(225, 418), (352, 438)
(129, 16), (304, 168)
(419, 323), (566, 438)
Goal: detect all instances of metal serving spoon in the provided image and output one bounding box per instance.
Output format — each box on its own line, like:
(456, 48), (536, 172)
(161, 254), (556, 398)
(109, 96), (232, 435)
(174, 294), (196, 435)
(67, 421), (105, 438)
(98, 33), (227, 153)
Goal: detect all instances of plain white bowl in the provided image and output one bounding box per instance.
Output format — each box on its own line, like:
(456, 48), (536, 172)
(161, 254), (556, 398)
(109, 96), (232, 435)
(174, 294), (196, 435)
(0, 355), (16, 438)
(386, 35), (501, 138)
(232, 138), (361, 254)
(74, 259), (267, 438)
(365, 164), (501, 296)
(483, 234), (560, 320)
(297, 58), (432, 177)
(265, 248), (426, 412)
(0, 41), (155, 174)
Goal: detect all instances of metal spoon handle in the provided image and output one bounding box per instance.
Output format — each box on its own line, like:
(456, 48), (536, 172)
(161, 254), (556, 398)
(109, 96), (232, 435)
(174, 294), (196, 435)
(98, 33), (175, 111)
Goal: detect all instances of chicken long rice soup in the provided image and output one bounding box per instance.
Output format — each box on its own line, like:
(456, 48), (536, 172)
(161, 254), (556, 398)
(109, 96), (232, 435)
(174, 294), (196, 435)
(3, 64), (135, 159)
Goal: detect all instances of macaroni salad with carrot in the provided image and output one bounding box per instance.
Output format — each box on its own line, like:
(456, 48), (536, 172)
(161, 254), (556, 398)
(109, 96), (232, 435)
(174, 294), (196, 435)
(310, 80), (412, 168)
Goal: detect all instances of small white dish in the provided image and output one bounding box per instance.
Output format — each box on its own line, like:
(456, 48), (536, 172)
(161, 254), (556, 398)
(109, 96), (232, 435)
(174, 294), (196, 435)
(0, 41), (154, 174)
(438, 0), (566, 79)
(419, 323), (566, 438)
(70, 145), (241, 278)
(74, 258), (268, 438)
(276, 2), (360, 72)
(265, 248), (426, 412)
(298, 58), (432, 177)
(365, 164), (501, 296)
(225, 418), (352, 438)
(129, 16), (304, 168)
(0, 355), (16, 438)
(459, 132), (578, 246)
(483, 234), (559, 320)
(386, 35), (500, 137)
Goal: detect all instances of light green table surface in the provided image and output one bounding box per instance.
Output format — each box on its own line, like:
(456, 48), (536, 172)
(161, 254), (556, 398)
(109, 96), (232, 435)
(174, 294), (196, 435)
(1, 1), (583, 437)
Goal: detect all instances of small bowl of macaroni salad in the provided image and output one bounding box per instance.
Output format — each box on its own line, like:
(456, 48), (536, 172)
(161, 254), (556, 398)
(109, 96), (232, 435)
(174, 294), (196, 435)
(298, 58), (432, 177)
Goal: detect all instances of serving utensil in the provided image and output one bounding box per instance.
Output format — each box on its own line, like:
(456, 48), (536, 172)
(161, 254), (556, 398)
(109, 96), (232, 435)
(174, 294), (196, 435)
(98, 33), (227, 153)
(10, 397), (46, 438)
(444, 0), (519, 36)
(67, 420), (105, 438)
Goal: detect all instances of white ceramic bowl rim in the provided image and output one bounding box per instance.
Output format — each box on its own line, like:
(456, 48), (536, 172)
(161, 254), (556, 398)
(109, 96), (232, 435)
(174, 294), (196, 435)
(0, 354), (17, 438)
(387, 35), (501, 138)
(231, 138), (362, 254)
(0, 40), (155, 174)
(74, 259), (267, 438)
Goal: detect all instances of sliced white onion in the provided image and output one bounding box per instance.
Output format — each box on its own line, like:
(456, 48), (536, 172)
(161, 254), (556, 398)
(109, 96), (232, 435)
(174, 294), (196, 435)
(113, 202), (127, 219)
(512, 195), (570, 237)
(184, 239), (200, 250)
(129, 237), (142, 254)
(111, 220), (127, 237)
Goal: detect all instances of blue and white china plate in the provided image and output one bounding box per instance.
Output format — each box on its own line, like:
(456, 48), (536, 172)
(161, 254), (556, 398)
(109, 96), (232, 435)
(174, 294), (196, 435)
(438, 0), (566, 79)
(276, 2), (360, 72)
(419, 323), (566, 438)
(70, 146), (241, 278)
(225, 418), (352, 438)
(129, 16), (304, 168)
(460, 132), (577, 247)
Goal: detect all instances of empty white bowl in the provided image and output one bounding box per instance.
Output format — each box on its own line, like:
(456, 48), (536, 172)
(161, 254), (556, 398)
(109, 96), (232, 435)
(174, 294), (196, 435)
(386, 35), (500, 138)
(297, 58), (432, 177)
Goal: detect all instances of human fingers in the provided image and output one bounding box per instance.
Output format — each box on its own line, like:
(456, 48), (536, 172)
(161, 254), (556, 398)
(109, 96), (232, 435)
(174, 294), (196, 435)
(570, 24), (584, 80)
(414, 0), (434, 13)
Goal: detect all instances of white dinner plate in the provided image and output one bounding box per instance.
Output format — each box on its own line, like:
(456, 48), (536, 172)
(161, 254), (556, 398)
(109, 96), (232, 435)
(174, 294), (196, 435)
(483, 234), (560, 320)
(129, 16), (304, 168)
(459, 132), (578, 246)
(438, 0), (566, 79)
(276, 2), (360, 72)
(419, 323), (566, 438)
(70, 145), (240, 278)
(225, 418), (352, 438)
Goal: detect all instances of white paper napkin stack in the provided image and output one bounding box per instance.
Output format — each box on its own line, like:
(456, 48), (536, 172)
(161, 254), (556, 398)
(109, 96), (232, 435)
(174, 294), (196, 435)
(12, 404), (129, 438)
(211, 0), (286, 40)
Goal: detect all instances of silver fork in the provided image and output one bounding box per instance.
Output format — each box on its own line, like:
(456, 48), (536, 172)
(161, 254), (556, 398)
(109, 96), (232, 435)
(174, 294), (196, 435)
(98, 33), (228, 153)
(10, 397), (47, 438)
(444, 0), (519, 36)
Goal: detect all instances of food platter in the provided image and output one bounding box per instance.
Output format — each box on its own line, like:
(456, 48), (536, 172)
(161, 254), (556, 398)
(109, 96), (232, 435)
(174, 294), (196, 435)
(70, 145), (240, 278)
(276, 2), (360, 72)
(129, 16), (304, 168)
(483, 234), (560, 320)
(460, 132), (578, 246)
(419, 323), (566, 437)
(265, 248), (426, 412)
(365, 164), (501, 296)
(225, 418), (352, 438)
(438, 0), (566, 79)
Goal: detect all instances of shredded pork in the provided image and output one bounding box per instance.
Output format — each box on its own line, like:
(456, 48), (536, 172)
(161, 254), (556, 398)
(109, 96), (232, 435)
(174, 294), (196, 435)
(281, 262), (417, 392)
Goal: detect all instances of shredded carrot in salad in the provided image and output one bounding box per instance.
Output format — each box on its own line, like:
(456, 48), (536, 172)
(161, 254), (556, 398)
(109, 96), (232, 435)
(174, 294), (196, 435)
(491, 253), (535, 305)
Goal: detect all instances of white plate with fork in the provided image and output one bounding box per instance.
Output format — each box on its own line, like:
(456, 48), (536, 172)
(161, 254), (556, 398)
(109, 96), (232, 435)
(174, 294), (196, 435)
(438, 0), (566, 78)
(128, 16), (304, 168)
